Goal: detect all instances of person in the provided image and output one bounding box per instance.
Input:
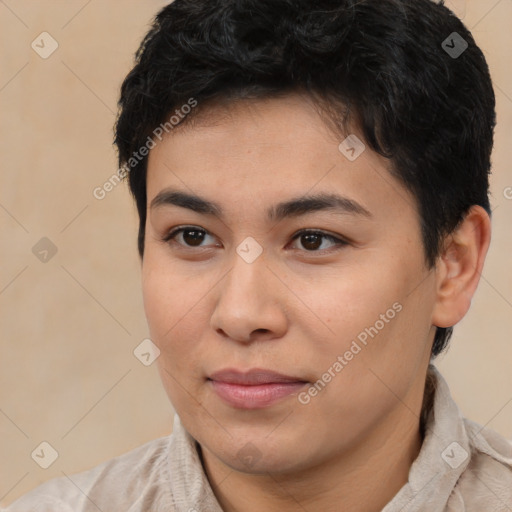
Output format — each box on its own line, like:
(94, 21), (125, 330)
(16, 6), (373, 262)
(5, 0), (512, 510)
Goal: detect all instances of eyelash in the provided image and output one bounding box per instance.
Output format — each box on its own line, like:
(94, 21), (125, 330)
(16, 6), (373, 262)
(162, 226), (348, 253)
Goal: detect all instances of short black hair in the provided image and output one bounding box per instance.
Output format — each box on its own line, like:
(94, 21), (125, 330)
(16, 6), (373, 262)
(114, 0), (496, 358)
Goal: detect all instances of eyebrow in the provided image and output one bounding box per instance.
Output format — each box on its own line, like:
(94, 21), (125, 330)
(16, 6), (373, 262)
(150, 188), (372, 221)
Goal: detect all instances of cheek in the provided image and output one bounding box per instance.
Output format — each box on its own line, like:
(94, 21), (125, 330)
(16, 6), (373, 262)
(141, 258), (195, 355)
(310, 266), (402, 335)
(141, 257), (213, 366)
(308, 253), (429, 365)
(142, 266), (173, 340)
(142, 265), (206, 407)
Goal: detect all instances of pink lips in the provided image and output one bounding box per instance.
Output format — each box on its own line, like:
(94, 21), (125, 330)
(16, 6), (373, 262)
(208, 369), (308, 409)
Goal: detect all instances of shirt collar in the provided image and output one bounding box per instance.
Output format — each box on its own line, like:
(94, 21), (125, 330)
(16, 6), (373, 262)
(383, 364), (471, 511)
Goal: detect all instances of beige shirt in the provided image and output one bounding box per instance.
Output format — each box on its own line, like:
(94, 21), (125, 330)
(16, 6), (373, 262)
(4, 366), (512, 511)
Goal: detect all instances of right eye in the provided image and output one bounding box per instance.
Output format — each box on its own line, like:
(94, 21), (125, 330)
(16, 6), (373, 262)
(163, 226), (221, 248)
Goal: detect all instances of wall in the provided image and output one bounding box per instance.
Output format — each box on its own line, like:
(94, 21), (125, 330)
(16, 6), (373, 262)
(1, 0), (511, 505)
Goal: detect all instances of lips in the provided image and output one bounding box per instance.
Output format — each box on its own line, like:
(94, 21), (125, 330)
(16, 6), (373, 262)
(209, 368), (307, 385)
(208, 368), (308, 409)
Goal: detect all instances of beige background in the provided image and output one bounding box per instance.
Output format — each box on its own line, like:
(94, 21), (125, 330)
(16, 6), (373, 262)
(1, 0), (511, 505)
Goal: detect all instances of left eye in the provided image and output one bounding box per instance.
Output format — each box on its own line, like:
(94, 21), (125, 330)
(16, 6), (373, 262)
(289, 230), (347, 251)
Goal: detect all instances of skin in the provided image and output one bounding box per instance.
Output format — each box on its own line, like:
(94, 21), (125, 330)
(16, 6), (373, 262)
(142, 93), (491, 511)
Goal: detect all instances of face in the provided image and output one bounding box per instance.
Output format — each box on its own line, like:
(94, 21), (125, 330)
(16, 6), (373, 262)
(143, 93), (437, 475)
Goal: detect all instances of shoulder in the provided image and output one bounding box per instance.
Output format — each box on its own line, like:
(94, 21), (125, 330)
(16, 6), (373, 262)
(3, 435), (174, 512)
(454, 418), (512, 510)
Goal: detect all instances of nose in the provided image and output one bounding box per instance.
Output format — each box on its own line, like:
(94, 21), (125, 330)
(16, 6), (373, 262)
(209, 251), (288, 344)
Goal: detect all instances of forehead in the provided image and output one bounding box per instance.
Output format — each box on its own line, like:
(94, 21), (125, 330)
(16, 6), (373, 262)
(145, 94), (415, 222)
(159, 93), (344, 153)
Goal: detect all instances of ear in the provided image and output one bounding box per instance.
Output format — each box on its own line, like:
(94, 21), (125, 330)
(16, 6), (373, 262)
(431, 205), (491, 328)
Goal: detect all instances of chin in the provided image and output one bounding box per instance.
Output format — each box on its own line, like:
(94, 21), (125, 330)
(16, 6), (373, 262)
(208, 432), (310, 475)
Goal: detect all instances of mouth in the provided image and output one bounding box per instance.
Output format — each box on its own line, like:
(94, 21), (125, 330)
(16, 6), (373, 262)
(208, 368), (309, 409)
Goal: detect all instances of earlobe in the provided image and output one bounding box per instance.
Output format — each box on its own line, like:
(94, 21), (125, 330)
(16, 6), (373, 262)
(431, 205), (491, 329)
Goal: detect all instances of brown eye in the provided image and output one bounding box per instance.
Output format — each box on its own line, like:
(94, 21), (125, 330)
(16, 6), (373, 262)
(301, 233), (322, 250)
(182, 229), (205, 246)
(163, 226), (217, 248)
(290, 230), (347, 252)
